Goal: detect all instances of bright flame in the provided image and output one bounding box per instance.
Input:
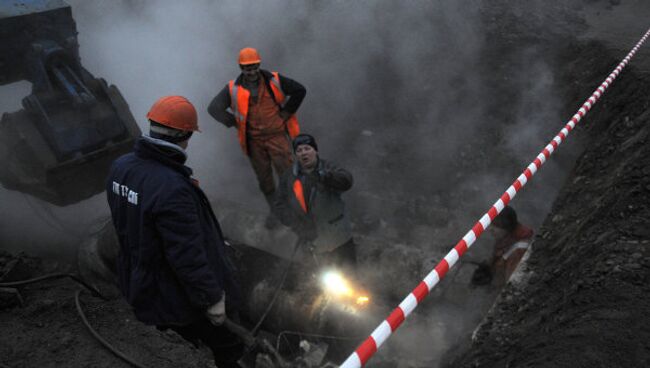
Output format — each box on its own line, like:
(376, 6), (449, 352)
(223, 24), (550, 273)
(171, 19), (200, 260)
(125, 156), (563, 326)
(321, 270), (370, 310)
(322, 271), (354, 297)
(356, 296), (369, 306)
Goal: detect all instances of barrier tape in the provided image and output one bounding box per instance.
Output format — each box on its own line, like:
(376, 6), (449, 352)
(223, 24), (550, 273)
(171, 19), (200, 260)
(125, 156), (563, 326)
(340, 27), (650, 368)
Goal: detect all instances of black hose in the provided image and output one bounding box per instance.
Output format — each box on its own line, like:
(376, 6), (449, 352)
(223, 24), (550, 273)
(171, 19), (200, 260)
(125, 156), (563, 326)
(461, 260), (486, 267)
(275, 330), (364, 352)
(250, 237), (303, 336)
(0, 273), (106, 300)
(75, 289), (149, 368)
(1, 273), (145, 367)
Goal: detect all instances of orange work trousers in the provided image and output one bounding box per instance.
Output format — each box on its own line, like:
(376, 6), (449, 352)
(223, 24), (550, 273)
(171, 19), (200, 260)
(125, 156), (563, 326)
(247, 133), (293, 195)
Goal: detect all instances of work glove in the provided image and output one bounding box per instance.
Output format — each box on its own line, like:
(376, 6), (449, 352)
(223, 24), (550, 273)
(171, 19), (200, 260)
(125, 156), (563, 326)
(471, 262), (493, 286)
(317, 169), (332, 182)
(279, 109), (292, 121)
(205, 292), (226, 326)
(222, 115), (237, 128)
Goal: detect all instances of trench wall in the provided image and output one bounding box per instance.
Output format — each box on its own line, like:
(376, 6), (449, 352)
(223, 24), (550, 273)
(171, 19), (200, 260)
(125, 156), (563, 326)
(446, 41), (650, 368)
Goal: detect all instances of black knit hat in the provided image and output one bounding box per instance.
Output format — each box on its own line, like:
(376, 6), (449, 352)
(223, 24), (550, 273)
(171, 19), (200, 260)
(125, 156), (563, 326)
(493, 206), (518, 232)
(292, 134), (318, 152)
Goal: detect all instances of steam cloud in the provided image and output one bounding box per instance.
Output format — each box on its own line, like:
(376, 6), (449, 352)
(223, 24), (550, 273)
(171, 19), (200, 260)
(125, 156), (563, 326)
(0, 1), (585, 365)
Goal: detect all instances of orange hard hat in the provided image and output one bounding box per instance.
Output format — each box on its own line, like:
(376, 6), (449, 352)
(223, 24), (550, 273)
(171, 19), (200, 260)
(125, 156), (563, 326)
(146, 96), (199, 132)
(238, 47), (261, 65)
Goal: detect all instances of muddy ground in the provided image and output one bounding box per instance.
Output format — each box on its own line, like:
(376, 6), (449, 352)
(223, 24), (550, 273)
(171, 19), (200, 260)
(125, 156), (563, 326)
(2, 0), (650, 367)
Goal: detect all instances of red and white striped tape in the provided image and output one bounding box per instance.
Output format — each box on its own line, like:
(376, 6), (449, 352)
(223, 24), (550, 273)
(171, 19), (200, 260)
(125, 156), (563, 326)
(340, 27), (650, 368)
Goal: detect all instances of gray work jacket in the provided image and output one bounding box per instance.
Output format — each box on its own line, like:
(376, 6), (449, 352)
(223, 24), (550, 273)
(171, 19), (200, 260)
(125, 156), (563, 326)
(274, 159), (353, 253)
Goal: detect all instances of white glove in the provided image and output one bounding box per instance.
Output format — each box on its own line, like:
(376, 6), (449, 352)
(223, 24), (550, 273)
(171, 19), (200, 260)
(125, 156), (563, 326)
(205, 292), (226, 326)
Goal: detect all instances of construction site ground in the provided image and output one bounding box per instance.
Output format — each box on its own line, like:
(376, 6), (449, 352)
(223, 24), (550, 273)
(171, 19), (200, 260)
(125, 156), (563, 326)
(1, 0), (650, 367)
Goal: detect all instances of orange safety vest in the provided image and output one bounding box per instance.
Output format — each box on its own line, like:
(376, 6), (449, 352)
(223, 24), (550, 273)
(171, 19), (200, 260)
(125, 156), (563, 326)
(493, 224), (533, 283)
(228, 72), (300, 154)
(292, 179), (308, 213)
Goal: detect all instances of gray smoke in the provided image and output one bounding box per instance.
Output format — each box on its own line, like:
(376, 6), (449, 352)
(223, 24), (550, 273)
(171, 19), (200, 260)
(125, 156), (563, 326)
(0, 81), (109, 259)
(0, 0), (587, 366)
(64, 0), (492, 208)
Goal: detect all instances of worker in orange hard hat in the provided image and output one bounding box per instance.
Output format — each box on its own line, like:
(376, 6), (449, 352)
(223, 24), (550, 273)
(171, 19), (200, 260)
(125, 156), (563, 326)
(147, 95), (200, 142)
(107, 96), (244, 367)
(208, 47), (307, 229)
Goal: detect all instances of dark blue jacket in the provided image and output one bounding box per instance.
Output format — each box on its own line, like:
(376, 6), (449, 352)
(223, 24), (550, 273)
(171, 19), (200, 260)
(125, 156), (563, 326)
(106, 136), (240, 326)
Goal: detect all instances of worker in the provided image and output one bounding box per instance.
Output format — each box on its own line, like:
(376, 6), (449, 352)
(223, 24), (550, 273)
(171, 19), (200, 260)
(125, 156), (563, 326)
(472, 206), (533, 286)
(208, 47), (307, 229)
(106, 96), (243, 367)
(274, 134), (356, 270)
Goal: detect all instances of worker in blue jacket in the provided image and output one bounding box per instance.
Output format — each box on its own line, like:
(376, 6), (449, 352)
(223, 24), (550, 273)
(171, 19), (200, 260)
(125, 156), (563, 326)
(106, 96), (242, 367)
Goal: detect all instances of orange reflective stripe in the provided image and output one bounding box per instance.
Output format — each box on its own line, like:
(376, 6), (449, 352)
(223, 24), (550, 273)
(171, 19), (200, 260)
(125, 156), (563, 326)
(269, 71), (300, 137)
(286, 115), (300, 138)
(293, 179), (308, 213)
(229, 81), (245, 122)
(269, 72), (286, 104)
(286, 116), (300, 137)
(228, 80), (251, 154)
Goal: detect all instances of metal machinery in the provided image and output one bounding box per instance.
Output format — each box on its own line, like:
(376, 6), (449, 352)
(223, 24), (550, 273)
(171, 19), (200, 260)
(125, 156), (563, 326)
(0, 0), (140, 205)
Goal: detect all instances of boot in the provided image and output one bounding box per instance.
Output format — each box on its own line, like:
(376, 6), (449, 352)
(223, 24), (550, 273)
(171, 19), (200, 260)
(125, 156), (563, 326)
(264, 193), (281, 230)
(264, 213), (281, 230)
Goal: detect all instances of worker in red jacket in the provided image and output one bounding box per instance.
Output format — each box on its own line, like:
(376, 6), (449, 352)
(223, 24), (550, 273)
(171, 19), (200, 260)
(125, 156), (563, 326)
(472, 206), (533, 287)
(490, 206), (534, 285)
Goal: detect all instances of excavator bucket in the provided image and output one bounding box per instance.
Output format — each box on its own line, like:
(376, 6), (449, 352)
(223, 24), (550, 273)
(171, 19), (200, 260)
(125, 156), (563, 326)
(0, 0), (141, 206)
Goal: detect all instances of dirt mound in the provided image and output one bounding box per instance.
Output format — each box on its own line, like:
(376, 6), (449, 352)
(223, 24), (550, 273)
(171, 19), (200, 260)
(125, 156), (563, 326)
(0, 251), (214, 368)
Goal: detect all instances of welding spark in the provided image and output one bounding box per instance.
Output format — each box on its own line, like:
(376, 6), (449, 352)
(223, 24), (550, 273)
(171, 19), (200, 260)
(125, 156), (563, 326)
(322, 271), (354, 297)
(321, 270), (370, 310)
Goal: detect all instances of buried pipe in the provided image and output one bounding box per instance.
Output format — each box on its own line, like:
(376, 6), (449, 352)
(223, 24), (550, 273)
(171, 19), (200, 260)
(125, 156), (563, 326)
(77, 222), (376, 351)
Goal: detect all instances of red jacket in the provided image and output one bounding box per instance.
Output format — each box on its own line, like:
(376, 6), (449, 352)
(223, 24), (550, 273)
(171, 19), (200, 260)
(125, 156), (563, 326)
(492, 223), (533, 284)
